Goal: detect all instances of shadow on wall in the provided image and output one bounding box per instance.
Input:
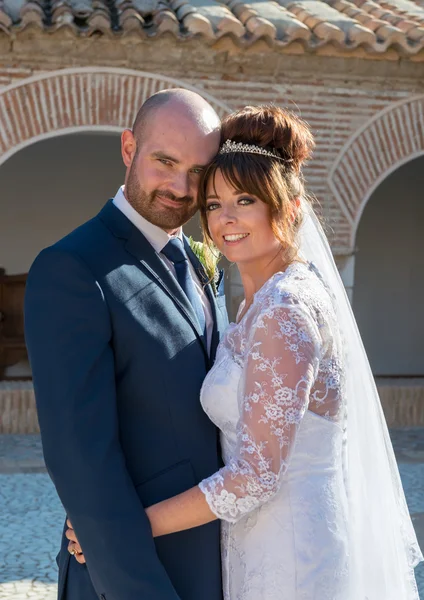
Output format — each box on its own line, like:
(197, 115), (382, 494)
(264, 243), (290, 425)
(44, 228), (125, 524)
(353, 155), (424, 377)
(0, 131), (125, 276)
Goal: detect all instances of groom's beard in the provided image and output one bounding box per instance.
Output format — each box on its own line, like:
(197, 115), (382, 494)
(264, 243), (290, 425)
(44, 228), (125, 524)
(126, 163), (197, 230)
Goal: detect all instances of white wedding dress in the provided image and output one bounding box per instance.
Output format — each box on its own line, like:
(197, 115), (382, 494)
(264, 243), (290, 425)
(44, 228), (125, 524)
(199, 262), (350, 600)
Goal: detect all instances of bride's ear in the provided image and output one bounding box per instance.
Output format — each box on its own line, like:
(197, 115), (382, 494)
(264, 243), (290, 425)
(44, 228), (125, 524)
(290, 197), (301, 223)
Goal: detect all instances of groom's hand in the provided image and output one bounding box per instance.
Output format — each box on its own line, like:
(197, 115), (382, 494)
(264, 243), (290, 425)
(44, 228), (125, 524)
(66, 519), (86, 564)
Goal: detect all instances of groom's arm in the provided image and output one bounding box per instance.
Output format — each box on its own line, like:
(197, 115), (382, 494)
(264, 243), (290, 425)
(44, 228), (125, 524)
(25, 247), (180, 600)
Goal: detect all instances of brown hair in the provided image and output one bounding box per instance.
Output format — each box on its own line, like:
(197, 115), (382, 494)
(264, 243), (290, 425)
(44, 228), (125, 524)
(198, 105), (315, 268)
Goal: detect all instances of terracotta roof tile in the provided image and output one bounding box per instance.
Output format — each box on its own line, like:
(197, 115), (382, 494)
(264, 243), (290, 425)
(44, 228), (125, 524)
(50, 3), (76, 30)
(380, 0), (424, 21)
(187, 0), (245, 37)
(118, 7), (144, 32)
(153, 2), (180, 34)
(0, 4), (12, 31)
(241, 1), (311, 42)
(1, 0), (423, 55)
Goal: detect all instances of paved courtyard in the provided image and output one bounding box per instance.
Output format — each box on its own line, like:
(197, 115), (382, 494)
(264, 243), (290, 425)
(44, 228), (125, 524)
(1, 431), (424, 599)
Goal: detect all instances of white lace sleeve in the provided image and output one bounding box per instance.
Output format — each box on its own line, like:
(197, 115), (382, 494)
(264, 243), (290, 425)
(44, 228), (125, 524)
(199, 301), (321, 523)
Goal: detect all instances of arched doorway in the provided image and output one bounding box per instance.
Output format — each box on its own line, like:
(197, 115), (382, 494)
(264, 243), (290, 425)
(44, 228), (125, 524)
(0, 131), (124, 379)
(0, 132), (124, 276)
(353, 155), (424, 376)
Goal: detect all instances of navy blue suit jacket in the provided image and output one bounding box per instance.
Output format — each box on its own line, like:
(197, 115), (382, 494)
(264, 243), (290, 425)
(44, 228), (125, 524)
(24, 200), (228, 600)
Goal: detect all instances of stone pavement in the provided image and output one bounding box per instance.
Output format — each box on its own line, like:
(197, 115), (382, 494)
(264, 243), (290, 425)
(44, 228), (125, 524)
(1, 431), (424, 599)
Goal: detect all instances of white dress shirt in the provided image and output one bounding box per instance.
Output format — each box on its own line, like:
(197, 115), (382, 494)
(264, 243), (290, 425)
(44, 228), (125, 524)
(113, 186), (214, 353)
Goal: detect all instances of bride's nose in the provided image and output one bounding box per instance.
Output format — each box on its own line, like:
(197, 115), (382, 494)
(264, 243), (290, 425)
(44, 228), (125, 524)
(220, 205), (237, 224)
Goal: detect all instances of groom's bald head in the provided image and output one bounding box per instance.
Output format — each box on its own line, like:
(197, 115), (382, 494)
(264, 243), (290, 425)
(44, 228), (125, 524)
(132, 88), (221, 148)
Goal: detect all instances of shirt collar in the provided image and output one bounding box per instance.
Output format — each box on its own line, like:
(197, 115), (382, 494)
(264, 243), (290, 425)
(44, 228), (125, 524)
(112, 186), (183, 253)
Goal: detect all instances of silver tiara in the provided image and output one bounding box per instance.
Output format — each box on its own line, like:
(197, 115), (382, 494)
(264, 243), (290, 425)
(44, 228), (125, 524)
(219, 139), (284, 160)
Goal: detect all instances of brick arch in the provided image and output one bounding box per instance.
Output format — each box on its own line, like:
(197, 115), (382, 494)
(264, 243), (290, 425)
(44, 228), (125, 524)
(0, 67), (232, 167)
(328, 94), (424, 247)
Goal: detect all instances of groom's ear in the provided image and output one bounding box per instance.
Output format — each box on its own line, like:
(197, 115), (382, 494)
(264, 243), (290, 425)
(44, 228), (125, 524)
(121, 129), (137, 168)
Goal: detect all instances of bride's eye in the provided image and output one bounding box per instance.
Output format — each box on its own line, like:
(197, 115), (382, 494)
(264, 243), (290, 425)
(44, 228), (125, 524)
(239, 197), (255, 206)
(206, 202), (220, 211)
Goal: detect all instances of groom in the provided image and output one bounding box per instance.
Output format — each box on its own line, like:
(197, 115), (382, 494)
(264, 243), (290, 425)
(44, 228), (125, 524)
(24, 89), (228, 600)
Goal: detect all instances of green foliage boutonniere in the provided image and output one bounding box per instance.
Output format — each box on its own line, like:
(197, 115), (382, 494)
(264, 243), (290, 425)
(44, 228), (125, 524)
(188, 237), (221, 295)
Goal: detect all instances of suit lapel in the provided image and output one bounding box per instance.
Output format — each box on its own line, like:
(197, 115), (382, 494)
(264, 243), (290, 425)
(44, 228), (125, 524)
(98, 200), (208, 358)
(127, 231), (208, 351)
(184, 236), (221, 362)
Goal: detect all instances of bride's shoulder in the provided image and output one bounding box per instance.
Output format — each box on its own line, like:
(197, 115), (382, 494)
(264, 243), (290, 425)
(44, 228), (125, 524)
(256, 262), (332, 320)
(263, 262), (314, 303)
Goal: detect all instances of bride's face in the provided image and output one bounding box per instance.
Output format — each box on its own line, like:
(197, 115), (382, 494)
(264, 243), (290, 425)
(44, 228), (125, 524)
(205, 169), (282, 266)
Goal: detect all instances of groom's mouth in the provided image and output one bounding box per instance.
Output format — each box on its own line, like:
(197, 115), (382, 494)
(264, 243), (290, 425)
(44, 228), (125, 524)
(156, 194), (191, 209)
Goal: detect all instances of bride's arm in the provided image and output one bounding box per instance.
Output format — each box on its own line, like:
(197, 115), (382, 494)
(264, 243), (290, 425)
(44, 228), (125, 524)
(66, 486), (215, 555)
(197, 301), (320, 524)
(145, 485), (217, 537)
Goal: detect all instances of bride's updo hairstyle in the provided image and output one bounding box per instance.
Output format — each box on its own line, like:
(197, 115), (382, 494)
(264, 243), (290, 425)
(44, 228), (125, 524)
(198, 105), (315, 265)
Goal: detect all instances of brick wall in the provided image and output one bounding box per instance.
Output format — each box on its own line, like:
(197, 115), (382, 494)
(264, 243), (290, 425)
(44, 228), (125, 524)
(0, 57), (422, 252)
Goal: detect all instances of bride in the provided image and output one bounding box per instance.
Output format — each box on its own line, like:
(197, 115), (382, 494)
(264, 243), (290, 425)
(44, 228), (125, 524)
(68, 105), (422, 599)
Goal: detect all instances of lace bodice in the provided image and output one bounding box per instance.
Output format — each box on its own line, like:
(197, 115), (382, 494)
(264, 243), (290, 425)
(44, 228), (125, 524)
(199, 262), (345, 523)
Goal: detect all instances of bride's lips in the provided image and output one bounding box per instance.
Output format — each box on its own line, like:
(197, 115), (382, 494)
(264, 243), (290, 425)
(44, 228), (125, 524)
(222, 233), (250, 246)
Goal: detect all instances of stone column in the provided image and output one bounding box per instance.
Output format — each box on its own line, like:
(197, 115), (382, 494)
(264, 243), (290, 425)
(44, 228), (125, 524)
(226, 266), (244, 322)
(334, 253), (356, 304)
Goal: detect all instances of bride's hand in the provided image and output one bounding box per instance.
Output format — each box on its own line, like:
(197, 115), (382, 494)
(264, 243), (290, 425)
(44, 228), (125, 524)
(65, 519), (86, 564)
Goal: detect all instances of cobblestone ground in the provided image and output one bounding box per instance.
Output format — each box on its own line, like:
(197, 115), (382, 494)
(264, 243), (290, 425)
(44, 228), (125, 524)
(1, 431), (424, 599)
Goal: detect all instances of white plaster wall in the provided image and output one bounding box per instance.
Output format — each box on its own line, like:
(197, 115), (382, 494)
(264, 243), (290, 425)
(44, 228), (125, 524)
(353, 156), (424, 376)
(0, 132), (125, 275)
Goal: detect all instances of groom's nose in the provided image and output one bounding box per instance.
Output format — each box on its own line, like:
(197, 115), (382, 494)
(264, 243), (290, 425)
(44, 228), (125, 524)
(169, 171), (190, 198)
